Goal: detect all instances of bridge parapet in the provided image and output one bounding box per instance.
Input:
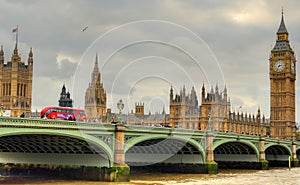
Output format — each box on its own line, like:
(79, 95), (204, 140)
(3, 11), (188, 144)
(0, 117), (115, 131)
(264, 137), (293, 144)
(215, 132), (260, 140)
(125, 124), (206, 136)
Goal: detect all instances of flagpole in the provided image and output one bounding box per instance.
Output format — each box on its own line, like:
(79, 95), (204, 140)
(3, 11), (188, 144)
(16, 25), (18, 48)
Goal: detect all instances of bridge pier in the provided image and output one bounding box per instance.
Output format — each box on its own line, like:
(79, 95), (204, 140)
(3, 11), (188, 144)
(258, 138), (269, 170)
(205, 131), (218, 174)
(292, 142), (299, 167)
(101, 124), (130, 182)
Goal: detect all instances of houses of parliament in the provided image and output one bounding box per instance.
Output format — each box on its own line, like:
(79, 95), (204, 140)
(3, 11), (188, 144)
(0, 12), (297, 140)
(0, 42), (33, 117)
(83, 12), (297, 140)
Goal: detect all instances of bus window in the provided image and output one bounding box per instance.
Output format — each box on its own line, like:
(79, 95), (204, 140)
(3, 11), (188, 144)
(45, 109), (51, 116)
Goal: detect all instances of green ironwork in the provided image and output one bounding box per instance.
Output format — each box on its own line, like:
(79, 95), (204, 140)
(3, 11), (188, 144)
(0, 117), (115, 162)
(213, 138), (260, 162)
(264, 142), (292, 156)
(0, 117), (299, 167)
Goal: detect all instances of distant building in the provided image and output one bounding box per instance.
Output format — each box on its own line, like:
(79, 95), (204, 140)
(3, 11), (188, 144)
(31, 109), (40, 118)
(58, 84), (73, 107)
(0, 44), (33, 117)
(84, 54), (107, 120)
(135, 102), (144, 120)
(125, 103), (168, 126)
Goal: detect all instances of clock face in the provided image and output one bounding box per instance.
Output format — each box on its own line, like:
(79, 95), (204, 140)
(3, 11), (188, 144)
(273, 60), (285, 72)
(291, 62), (295, 73)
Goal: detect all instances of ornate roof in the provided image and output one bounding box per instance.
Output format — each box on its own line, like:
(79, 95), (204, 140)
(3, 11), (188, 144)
(277, 13), (288, 34)
(272, 40), (292, 52)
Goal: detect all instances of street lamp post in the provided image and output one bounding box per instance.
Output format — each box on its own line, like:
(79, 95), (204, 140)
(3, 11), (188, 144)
(207, 112), (212, 131)
(117, 99), (124, 124)
(0, 104), (5, 117)
(260, 122), (264, 137)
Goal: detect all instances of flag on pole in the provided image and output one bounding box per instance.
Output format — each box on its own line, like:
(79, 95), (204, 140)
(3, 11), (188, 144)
(12, 26), (19, 48)
(12, 27), (18, 33)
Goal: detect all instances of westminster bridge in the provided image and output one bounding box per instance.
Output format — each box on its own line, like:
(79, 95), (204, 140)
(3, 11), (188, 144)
(0, 117), (299, 181)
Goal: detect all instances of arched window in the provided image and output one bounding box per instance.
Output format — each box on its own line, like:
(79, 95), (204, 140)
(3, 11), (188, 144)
(23, 84), (26, 96)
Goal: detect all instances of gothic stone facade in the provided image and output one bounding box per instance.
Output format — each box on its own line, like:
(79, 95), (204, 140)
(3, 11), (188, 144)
(167, 12), (296, 139)
(169, 86), (199, 129)
(84, 54), (107, 120)
(87, 13), (296, 140)
(168, 84), (268, 136)
(0, 45), (33, 117)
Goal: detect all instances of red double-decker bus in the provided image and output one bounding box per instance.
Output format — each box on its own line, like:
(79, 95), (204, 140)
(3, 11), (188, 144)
(40, 106), (86, 121)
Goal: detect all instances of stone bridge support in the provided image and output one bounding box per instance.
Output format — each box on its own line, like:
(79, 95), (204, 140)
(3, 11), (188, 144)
(259, 138), (268, 170)
(205, 131), (218, 174)
(292, 142), (299, 167)
(101, 124), (130, 182)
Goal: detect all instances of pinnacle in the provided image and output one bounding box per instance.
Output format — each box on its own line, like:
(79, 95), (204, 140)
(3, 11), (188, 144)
(277, 11), (288, 34)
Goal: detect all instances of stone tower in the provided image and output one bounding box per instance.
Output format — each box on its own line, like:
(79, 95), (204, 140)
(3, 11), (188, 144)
(58, 84), (73, 107)
(0, 44), (33, 117)
(85, 54), (107, 120)
(199, 84), (230, 131)
(135, 102), (144, 120)
(269, 12), (296, 140)
(169, 86), (199, 129)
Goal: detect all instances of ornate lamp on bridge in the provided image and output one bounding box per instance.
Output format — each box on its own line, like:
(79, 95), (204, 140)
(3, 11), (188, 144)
(205, 111), (218, 173)
(207, 113), (212, 131)
(260, 121), (264, 137)
(112, 99), (130, 181)
(0, 104), (5, 117)
(117, 99), (124, 124)
(258, 118), (269, 170)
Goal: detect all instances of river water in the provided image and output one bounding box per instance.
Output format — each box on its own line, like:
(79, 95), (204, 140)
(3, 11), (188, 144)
(1, 168), (299, 185)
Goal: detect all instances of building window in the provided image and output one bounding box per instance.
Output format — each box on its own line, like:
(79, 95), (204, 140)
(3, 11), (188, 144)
(17, 83), (19, 96)
(20, 84), (23, 96)
(24, 84), (26, 96)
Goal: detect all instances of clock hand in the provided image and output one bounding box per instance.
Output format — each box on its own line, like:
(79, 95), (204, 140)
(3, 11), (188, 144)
(277, 64), (281, 70)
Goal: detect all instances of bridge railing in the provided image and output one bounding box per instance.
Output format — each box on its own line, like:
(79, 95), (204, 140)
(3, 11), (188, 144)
(124, 124), (207, 136)
(201, 131), (297, 145)
(264, 137), (293, 145)
(0, 117), (298, 144)
(0, 117), (115, 131)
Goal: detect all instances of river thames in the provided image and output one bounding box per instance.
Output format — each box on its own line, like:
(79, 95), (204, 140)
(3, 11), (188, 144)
(1, 167), (299, 185)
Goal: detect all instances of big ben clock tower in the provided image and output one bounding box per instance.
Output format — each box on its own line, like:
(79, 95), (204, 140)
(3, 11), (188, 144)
(269, 11), (296, 140)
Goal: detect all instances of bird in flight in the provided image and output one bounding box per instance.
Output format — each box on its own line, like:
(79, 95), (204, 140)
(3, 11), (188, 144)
(82, 26), (88, 32)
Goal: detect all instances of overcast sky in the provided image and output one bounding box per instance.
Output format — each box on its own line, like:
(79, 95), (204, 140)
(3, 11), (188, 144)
(1, 0), (300, 120)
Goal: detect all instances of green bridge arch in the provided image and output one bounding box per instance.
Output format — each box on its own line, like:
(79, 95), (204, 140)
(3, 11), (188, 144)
(124, 134), (205, 163)
(213, 139), (260, 161)
(0, 128), (114, 162)
(264, 143), (292, 156)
